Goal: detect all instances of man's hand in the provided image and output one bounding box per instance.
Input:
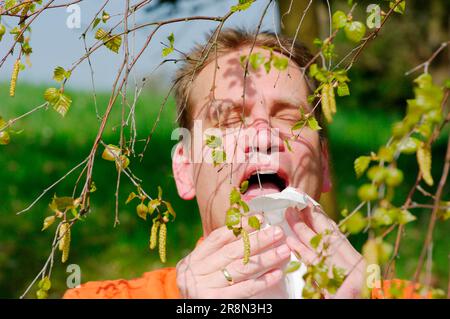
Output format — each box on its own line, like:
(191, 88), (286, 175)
(285, 204), (366, 299)
(176, 215), (290, 298)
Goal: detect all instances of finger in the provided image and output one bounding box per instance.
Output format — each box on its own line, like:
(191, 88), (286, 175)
(286, 236), (317, 265)
(222, 268), (283, 298)
(207, 243), (291, 287)
(286, 208), (316, 248)
(197, 225), (285, 274)
(192, 214), (264, 260)
(294, 204), (337, 234)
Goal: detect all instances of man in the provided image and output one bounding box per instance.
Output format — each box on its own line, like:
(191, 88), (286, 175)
(63, 28), (368, 299)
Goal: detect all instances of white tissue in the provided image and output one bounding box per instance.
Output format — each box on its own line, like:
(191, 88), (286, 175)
(248, 187), (321, 299)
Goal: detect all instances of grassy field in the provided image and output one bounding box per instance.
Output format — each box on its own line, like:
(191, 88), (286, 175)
(0, 82), (448, 298)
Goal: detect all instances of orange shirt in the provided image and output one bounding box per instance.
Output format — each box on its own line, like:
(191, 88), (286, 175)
(63, 267), (180, 299)
(63, 267), (430, 299)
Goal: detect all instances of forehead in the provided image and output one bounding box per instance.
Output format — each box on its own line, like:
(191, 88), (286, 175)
(189, 46), (310, 114)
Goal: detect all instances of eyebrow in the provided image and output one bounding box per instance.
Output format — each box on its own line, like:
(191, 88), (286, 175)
(271, 98), (311, 114)
(206, 99), (250, 120)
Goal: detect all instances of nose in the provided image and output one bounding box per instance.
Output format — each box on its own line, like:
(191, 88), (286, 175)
(244, 126), (285, 155)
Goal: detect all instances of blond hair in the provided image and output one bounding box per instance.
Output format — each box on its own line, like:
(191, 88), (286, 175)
(172, 28), (319, 130)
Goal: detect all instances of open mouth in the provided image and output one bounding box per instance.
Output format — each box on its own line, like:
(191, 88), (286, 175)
(241, 170), (288, 200)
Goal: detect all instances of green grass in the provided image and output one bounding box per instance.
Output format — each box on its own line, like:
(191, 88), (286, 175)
(0, 82), (448, 298)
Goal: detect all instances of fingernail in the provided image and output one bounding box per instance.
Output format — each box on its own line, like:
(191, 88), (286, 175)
(276, 244), (290, 257)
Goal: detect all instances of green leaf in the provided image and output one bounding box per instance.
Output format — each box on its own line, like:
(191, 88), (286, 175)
(306, 116), (321, 131)
(36, 289), (48, 299)
(344, 21), (366, 42)
(158, 186), (163, 200)
(417, 142), (433, 186)
(264, 61), (271, 74)
(43, 88), (72, 117)
(53, 66), (70, 82)
(240, 200), (249, 213)
(310, 233), (323, 250)
(101, 10), (110, 23)
(332, 11), (348, 29)
(94, 28), (108, 40)
(273, 56), (288, 71)
(41, 216), (56, 231)
(444, 79), (450, 89)
(205, 134), (222, 148)
(357, 184), (378, 201)
(212, 149), (226, 166)
(249, 52), (265, 70)
(437, 201), (450, 221)
(231, 0), (254, 12)
(385, 167), (404, 187)
(284, 138), (293, 152)
(0, 130), (10, 145)
(92, 18), (101, 29)
(38, 276), (51, 291)
(309, 64), (319, 77)
(354, 156), (371, 178)
(136, 203), (148, 220)
(164, 200), (176, 220)
(248, 215), (260, 230)
(367, 166), (386, 184)
(337, 82), (350, 96)
(0, 24), (6, 42)
(232, 227), (242, 237)
(102, 144), (121, 161)
(372, 208), (394, 226)
(148, 199), (160, 214)
(104, 34), (122, 54)
(43, 87), (60, 104)
(230, 188), (241, 205)
(226, 208), (241, 228)
(390, 0), (405, 14)
(162, 47), (174, 57)
(49, 196), (75, 212)
(378, 146), (394, 162)
(125, 192), (137, 204)
(291, 120), (306, 131)
(284, 261), (301, 274)
(95, 28), (122, 53)
(340, 211), (366, 234)
(398, 137), (420, 154)
(414, 73), (433, 88)
(240, 180), (249, 194)
(239, 55), (247, 68)
(397, 209), (416, 225)
(332, 266), (346, 284)
(378, 239), (393, 264)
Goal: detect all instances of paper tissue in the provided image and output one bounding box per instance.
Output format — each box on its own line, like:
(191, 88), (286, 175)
(247, 187), (322, 299)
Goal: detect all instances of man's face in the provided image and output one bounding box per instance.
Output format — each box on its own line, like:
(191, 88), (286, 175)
(173, 46), (330, 234)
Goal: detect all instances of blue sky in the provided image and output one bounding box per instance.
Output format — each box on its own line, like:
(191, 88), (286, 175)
(0, 0), (281, 90)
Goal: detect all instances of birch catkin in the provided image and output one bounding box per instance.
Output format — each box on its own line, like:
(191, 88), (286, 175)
(59, 222), (71, 263)
(10, 59), (20, 97)
(158, 223), (167, 263)
(149, 220), (160, 250)
(242, 229), (250, 264)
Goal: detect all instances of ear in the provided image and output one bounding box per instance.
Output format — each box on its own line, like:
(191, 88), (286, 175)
(172, 142), (196, 200)
(320, 140), (332, 193)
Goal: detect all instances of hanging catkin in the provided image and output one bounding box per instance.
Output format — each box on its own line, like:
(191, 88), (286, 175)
(158, 222), (167, 263)
(59, 222), (71, 263)
(242, 229), (250, 264)
(10, 59), (20, 97)
(149, 220), (160, 250)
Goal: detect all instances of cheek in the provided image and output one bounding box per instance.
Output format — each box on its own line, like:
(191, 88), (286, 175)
(192, 164), (233, 232)
(288, 134), (323, 176)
